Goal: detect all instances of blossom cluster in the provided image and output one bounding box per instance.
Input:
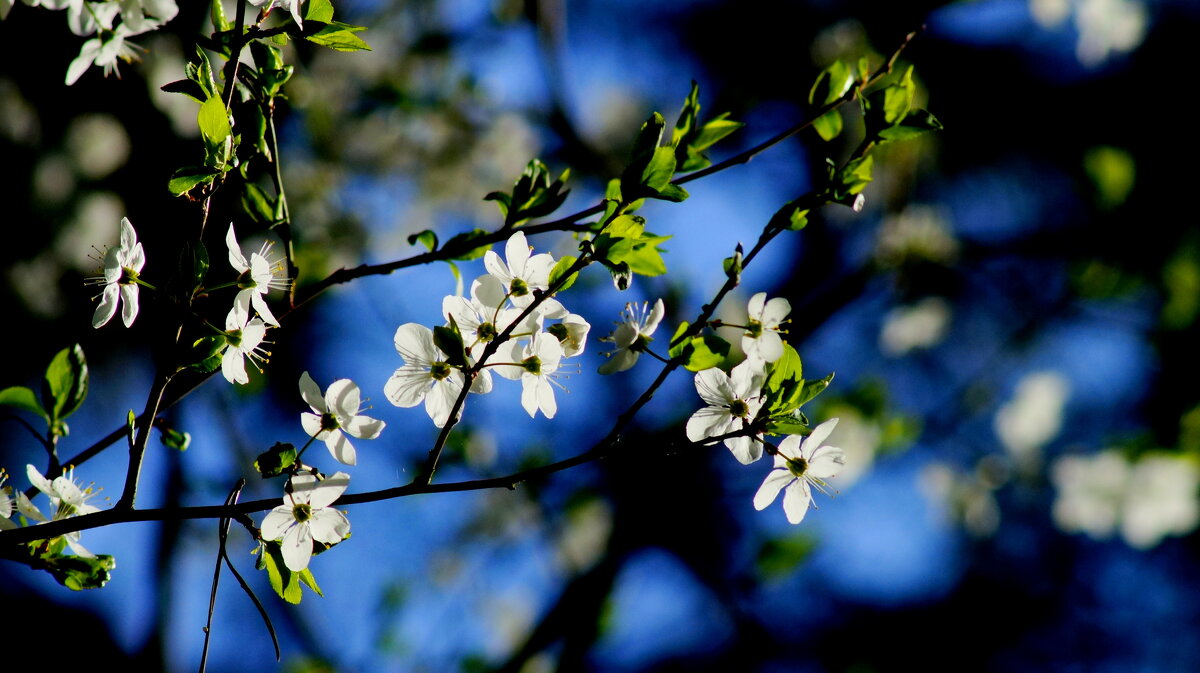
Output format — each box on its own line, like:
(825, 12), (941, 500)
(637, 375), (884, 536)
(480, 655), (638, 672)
(0, 464), (104, 557)
(684, 292), (848, 525)
(384, 231), (591, 426)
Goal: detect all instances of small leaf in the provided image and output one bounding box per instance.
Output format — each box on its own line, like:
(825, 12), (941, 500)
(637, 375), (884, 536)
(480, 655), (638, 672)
(444, 229), (492, 261)
(168, 166), (220, 198)
(548, 256), (580, 292)
(680, 335), (730, 372)
(298, 569), (323, 597)
(198, 95), (232, 145)
(809, 61), (854, 107)
(877, 108), (943, 143)
(306, 24), (372, 52)
(812, 109), (843, 141)
(794, 372), (835, 409)
(189, 336), (227, 373)
(690, 115), (742, 151)
(261, 542), (304, 604)
(241, 182), (277, 225)
(305, 0), (334, 22)
(433, 323), (467, 368)
(254, 442), (297, 478)
(0, 386), (48, 422)
(407, 229), (439, 252)
(190, 240), (210, 287)
(156, 422), (191, 451)
(44, 344), (88, 424)
(160, 78), (208, 103)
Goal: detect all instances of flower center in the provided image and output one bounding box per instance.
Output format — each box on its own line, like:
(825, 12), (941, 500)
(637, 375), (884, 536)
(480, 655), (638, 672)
(509, 278), (529, 297)
(477, 322), (497, 342)
(521, 355), (543, 376)
(430, 361), (453, 381)
(320, 412), (340, 432)
(632, 333), (653, 352)
(746, 319), (763, 338)
(237, 269), (257, 290)
(729, 399), (750, 418)
(119, 267), (140, 286)
(292, 503), (313, 522)
(786, 456), (808, 478)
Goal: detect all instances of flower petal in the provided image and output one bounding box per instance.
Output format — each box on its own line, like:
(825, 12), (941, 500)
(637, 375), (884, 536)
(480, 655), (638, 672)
(762, 297), (791, 327)
(344, 414), (385, 440)
(221, 346), (248, 384)
(757, 331), (784, 363)
(685, 406), (733, 442)
(644, 298), (666, 335)
(747, 292), (766, 319)
(393, 323), (437, 366)
(782, 481), (813, 524)
(807, 445), (846, 480)
(226, 224), (249, 272)
(802, 418), (840, 458)
(598, 348), (638, 375)
(694, 367), (735, 407)
(300, 411), (324, 440)
(724, 435), (762, 465)
(280, 522), (314, 571)
(308, 471), (350, 509)
(753, 468), (792, 511)
(325, 430), (356, 466)
(425, 376), (463, 427)
(250, 290), (279, 327)
(384, 366), (431, 408)
(119, 284), (140, 327)
(505, 231), (530, 277)
(308, 508), (351, 545)
(261, 506), (295, 541)
(298, 372), (325, 413)
(325, 379), (361, 420)
(92, 283), (120, 328)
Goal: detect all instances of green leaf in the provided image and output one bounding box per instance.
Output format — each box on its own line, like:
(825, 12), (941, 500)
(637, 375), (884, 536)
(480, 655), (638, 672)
(168, 165), (220, 198)
(407, 229), (439, 252)
(444, 229), (492, 261)
(306, 24), (372, 52)
(680, 335), (730, 372)
(433, 322), (467, 368)
(809, 60), (854, 107)
(36, 550), (117, 590)
(497, 159), (571, 227)
(630, 112), (666, 163)
(298, 569), (323, 596)
(667, 323), (729, 371)
(877, 108), (943, 143)
(690, 114), (743, 152)
(261, 542), (304, 604)
(794, 372), (835, 409)
(241, 182), (278, 225)
(548, 256), (580, 292)
(186, 45), (218, 99)
(44, 344), (88, 424)
(811, 109), (843, 142)
(0, 386), (48, 422)
(766, 413), (811, 436)
(254, 442), (297, 478)
(881, 66), (915, 125)
(836, 155), (873, 196)
(671, 81), (701, 149)
(160, 78), (208, 103)
(483, 191), (511, 218)
(189, 241), (210, 287)
(198, 95), (232, 145)
(620, 234), (670, 276)
(305, 0), (334, 22)
(189, 336), (227, 373)
(722, 244), (743, 280)
(210, 0), (232, 32)
(765, 344), (803, 398)
(157, 424), (191, 451)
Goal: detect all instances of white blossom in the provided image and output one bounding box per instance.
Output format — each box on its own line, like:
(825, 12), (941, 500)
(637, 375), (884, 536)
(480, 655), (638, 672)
(483, 231), (555, 308)
(685, 359), (766, 464)
(221, 311), (270, 385)
(598, 298), (664, 374)
(89, 217), (145, 328)
(753, 419), (845, 524)
(260, 471), (351, 572)
(19, 464), (102, 556)
(495, 328), (564, 419)
(742, 292), (790, 363)
(384, 323), (464, 427)
(226, 224), (289, 327)
(299, 372), (385, 466)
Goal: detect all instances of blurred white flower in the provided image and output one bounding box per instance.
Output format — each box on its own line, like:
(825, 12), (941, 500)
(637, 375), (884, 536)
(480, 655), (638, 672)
(879, 297), (951, 356)
(1051, 450), (1200, 549)
(995, 371), (1071, 468)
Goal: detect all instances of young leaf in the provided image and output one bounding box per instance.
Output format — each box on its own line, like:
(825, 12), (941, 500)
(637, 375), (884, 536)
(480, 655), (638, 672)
(433, 322), (467, 368)
(168, 166), (221, 198)
(242, 182), (278, 225)
(548, 256), (580, 292)
(305, 0), (334, 22)
(808, 61), (854, 107)
(261, 542), (305, 604)
(444, 229), (492, 261)
(254, 442), (298, 478)
(811, 109), (843, 142)
(306, 24), (372, 52)
(407, 229), (439, 252)
(157, 424), (192, 451)
(877, 108), (943, 143)
(198, 95), (232, 145)
(0, 386), (48, 422)
(43, 344), (88, 424)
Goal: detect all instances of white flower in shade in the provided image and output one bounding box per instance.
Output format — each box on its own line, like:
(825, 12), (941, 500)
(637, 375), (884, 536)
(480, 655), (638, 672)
(742, 292), (790, 363)
(260, 471), (351, 572)
(299, 372), (385, 466)
(19, 464), (102, 556)
(247, 0), (305, 29)
(753, 419), (845, 524)
(65, 14), (149, 86)
(221, 311), (270, 385)
(0, 470), (16, 531)
(598, 298), (664, 374)
(90, 217), (146, 328)
(495, 328), (565, 419)
(226, 224), (289, 328)
(548, 313), (591, 357)
(443, 276), (533, 358)
(484, 231), (555, 308)
(686, 359), (766, 464)
(384, 323), (465, 427)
